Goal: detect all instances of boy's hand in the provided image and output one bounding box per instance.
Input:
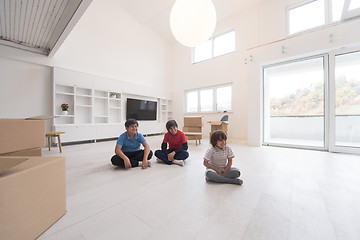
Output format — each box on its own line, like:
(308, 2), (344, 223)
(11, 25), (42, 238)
(124, 158), (132, 169)
(142, 160), (148, 169)
(215, 169), (223, 175)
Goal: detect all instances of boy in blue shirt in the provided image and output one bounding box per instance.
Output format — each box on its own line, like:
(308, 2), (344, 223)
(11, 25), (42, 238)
(111, 119), (153, 169)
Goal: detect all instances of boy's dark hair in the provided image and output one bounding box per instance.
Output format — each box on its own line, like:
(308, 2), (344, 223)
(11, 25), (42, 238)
(125, 119), (138, 128)
(210, 130), (227, 147)
(166, 120), (178, 131)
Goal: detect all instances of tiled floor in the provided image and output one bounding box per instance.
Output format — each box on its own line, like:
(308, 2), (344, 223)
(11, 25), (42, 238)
(38, 135), (360, 240)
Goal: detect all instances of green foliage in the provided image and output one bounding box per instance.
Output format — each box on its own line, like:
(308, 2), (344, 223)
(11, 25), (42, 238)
(270, 75), (360, 116)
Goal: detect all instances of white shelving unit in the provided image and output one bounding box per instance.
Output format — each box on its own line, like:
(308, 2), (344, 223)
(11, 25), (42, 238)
(54, 84), (75, 125)
(109, 92), (121, 123)
(159, 98), (173, 123)
(52, 67), (173, 143)
(75, 86), (92, 124)
(94, 90), (109, 124)
(53, 83), (122, 143)
(167, 99), (173, 121)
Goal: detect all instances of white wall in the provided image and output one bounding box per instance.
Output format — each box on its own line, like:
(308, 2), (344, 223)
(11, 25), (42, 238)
(170, 6), (259, 141)
(0, 0), (172, 132)
(0, 58), (53, 130)
(52, 0), (172, 89)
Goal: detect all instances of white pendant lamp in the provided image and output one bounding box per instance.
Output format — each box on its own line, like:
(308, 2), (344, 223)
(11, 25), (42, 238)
(170, 0), (217, 47)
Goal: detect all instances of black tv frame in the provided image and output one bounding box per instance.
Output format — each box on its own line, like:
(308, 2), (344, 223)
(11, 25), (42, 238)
(126, 98), (157, 121)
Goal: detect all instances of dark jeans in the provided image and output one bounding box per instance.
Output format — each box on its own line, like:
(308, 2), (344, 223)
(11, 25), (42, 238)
(111, 150), (153, 168)
(154, 149), (189, 165)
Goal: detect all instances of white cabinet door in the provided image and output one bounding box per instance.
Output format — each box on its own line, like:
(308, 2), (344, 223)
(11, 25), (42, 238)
(54, 125), (96, 143)
(96, 125), (122, 139)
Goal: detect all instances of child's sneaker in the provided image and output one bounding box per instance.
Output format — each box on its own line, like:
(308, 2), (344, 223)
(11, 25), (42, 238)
(172, 160), (184, 167)
(139, 161), (151, 167)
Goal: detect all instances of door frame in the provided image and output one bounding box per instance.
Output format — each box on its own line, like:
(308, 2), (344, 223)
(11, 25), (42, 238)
(328, 46), (360, 154)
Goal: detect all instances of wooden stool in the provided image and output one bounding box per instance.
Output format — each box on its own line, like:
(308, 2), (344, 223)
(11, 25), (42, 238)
(183, 132), (202, 146)
(46, 131), (65, 153)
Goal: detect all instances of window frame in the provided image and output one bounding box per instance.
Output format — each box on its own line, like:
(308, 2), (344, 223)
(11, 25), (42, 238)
(199, 88), (214, 112)
(286, 0), (360, 36)
(185, 84), (232, 113)
(286, 0), (328, 35)
(342, 0), (360, 20)
(191, 29), (235, 64)
(185, 90), (199, 113)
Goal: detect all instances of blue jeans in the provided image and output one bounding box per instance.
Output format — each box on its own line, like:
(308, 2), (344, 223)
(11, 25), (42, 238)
(154, 149), (189, 165)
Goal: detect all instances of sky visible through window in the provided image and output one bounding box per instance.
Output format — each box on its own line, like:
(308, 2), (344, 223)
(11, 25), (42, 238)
(288, 0), (360, 34)
(186, 91), (198, 112)
(349, 0), (360, 10)
(216, 86), (232, 111)
(185, 85), (232, 113)
(332, 0), (345, 21)
(193, 30), (235, 63)
(289, 0), (325, 34)
(200, 89), (213, 111)
(267, 58), (324, 99)
(214, 31), (235, 57)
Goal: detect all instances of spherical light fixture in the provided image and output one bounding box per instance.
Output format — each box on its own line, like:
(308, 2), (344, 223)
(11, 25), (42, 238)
(170, 0), (217, 47)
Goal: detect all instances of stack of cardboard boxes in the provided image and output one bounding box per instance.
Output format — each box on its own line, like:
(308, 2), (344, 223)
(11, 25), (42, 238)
(0, 118), (66, 240)
(0, 119), (45, 156)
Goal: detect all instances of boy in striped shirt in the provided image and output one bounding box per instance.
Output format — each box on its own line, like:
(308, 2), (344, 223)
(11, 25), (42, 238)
(203, 130), (243, 185)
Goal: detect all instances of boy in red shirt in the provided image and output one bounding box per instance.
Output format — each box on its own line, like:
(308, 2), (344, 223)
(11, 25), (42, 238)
(155, 120), (189, 166)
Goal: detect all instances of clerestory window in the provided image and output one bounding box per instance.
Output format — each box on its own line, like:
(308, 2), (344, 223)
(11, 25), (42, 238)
(287, 0), (360, 35)
(192, 30), (235, 63)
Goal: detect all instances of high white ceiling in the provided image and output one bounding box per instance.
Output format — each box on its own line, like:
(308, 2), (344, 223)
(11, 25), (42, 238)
(0, 0), (262, 55)
(117, 0), (263, 44)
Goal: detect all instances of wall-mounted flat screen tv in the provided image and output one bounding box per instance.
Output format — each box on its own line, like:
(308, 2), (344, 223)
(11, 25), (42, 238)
(126, 98), (157, 121)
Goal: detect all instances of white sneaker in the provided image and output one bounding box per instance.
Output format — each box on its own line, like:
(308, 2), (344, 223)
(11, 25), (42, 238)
(139, 160), (151, 167)
(172, 160), (184, 167)
(156, 158), (162, 163)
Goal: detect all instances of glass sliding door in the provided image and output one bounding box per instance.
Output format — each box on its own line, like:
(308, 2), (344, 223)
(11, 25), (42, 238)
(332, 50), (360, 152)
(263, 56), (326, 149)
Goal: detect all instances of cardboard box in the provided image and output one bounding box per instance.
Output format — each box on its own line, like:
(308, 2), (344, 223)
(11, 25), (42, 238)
(209, 121), (228, 134)
(0, 148), (42, 157)
(184, 116), (203, 127)
(0, 119), (46, 154)
(0, 156), (66, 240)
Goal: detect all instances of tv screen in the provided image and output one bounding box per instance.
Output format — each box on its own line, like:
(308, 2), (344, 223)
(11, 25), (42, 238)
(126, 98), (157, 121)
